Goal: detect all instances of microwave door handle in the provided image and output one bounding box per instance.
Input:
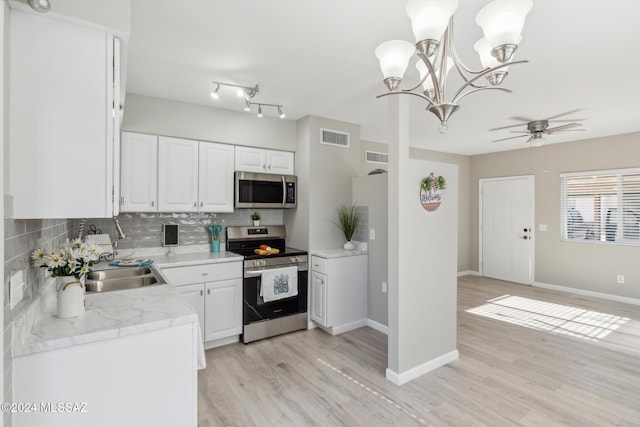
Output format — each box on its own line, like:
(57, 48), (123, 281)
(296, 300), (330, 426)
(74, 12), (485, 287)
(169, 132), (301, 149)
(282, 176), (286, 207)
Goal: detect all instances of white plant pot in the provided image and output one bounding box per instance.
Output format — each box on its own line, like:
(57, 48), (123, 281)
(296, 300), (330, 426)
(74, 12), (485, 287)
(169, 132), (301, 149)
(343, 240), (356, 251)
(253, 220), (260, 226)
(56, 275), (85, 318)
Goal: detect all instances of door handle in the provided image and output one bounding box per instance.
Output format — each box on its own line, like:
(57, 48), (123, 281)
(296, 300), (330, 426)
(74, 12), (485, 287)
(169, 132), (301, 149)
(520, 235), (529, 240)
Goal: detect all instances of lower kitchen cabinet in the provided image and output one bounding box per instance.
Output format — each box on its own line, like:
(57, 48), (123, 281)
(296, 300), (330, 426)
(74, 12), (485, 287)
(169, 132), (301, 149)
(310, 253), (367, 335)
(163, 261), (243, 347)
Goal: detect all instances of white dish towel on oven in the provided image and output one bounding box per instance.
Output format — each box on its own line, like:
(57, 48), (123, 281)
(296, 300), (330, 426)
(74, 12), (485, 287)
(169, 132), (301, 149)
(260, 266), (298, 302)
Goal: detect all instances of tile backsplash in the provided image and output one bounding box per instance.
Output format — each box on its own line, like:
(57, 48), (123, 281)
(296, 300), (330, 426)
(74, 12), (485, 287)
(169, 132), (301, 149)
(73, 210), (284, 251)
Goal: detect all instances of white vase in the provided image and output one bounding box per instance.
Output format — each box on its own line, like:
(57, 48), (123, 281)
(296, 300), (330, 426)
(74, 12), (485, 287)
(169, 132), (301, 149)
(56, 275), (85, 318)
(253, 220), (260, 226)
(343, 240), (356, 251)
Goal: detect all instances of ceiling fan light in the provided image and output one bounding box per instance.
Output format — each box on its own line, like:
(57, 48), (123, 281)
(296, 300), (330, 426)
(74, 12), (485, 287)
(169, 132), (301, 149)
(473, 38), (501, 68)
(532, 132), (546, 147)
(406, 0), (458, 47)
(375, 40), (415, 89)
(476, 0), (532, 58)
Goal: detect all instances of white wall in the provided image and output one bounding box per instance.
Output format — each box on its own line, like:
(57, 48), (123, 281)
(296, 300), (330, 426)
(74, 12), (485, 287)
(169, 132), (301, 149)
(386, 97), (458, 384)
(122, 94), (296, 151)
(283, 117), (310, 251)
(470, 132), (640, 300)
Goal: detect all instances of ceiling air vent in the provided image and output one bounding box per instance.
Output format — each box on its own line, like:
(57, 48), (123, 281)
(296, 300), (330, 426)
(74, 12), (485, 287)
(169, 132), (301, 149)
(320, 128), (350, 148)
(365, 150), (389, 164)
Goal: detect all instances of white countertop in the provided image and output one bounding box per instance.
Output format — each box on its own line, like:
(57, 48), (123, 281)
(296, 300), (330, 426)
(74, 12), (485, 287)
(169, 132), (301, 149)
(12, 248), (242, 361)
(311, 248), (368, 258)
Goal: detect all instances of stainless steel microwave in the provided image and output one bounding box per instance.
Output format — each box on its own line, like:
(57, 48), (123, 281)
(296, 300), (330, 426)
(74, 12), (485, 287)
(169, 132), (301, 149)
(234, 171), (297, 209)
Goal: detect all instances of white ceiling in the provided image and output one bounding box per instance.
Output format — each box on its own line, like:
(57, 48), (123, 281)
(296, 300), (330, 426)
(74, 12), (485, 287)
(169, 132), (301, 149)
(126, 0), (640, 155)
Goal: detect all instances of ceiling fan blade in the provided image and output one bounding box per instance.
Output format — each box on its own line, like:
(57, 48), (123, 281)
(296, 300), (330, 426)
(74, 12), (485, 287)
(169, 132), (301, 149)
(548, 118), (585, 123)
(492, 134), (529, 143)
(509, 130), (531, 134)
(546, 123), (583, 133)
(549, 129), (586, 134)
(510, 116), (536, 123)
(526, 135), (534, 143)
(545, 109), (583, 121)
(490, 123), (527, 131)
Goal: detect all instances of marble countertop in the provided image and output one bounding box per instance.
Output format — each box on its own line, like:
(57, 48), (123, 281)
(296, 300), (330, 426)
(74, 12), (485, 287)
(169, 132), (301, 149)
(311, 248), (368, 258)
(12, 248), (243, 362)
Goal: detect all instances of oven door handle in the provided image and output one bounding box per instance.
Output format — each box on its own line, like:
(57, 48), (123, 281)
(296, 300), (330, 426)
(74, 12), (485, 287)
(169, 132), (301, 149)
(245, 268), (298, 277)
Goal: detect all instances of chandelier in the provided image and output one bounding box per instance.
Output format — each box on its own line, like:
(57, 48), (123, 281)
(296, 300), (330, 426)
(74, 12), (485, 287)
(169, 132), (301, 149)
(210, 81), (285, 119)
(375, 0), (532, 133)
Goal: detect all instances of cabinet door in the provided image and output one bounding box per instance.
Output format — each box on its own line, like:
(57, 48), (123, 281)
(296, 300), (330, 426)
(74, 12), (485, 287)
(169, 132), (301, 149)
(176, 284), (205, 341)
(158, 136), (199, 212)
(199, 142), (234, 212)
(311, 271), (328, 327)
(204, 279), (242, 341)
(267, 150), (294, 175)
(10, 11), (117, 219)
(234, 146), (266, 173)
(120, 132), (158, 212)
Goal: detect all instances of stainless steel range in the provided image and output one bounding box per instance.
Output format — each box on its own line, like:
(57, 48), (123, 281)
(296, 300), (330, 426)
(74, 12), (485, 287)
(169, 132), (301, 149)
(226, 226), (308, 343)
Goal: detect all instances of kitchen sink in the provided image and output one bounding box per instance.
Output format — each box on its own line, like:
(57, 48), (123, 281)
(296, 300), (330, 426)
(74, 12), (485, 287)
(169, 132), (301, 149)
(86, 267), (164, 293)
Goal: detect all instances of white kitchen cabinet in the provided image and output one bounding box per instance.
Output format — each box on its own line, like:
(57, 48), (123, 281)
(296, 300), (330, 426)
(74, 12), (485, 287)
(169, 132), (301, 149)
(199, 141), (235, 212)
(311, 270), (327, 326)
(310, 253), (368, 334)
(120, 132), (158, 212)
(235, 146), (294, 174)
(162, 262), (243, 347)
(9, 11), (120, 219)
(158, 136), (199, 212)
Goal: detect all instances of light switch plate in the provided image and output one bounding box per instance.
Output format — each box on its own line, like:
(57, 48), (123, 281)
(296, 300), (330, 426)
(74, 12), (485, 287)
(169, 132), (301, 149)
(10, 270), (25, 309)
(539, 224), (547, 231)
(369, 228), (376, 240)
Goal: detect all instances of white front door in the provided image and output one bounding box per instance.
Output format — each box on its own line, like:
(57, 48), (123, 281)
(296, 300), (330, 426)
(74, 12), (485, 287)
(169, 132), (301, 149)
(480, 176), (534, 285)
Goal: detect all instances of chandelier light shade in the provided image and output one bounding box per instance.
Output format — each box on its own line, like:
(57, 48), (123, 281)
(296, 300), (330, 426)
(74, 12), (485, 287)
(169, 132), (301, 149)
(374, 40), (415, 90)
(476, 0), (532, 62)
(406, 0), (458, 56)
(375, 0), (532, 133)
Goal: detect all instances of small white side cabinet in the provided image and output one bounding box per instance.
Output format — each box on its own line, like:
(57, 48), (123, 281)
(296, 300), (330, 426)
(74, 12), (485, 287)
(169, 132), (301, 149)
(163, 261), (243, 346)
(310, 253), (368, 335)
(10, 11), (121, 218)
(120, 132), (158, 212)
(235, 146), (294, 175)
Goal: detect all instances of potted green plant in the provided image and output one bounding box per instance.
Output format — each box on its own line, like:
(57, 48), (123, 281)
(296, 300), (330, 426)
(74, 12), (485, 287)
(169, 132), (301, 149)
(336, 203), (360, 250)
(251, 211), (261, 226)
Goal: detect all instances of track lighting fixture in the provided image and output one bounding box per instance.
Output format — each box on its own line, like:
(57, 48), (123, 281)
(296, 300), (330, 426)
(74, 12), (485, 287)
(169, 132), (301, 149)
(244, 102), (286, 119)
(244, 100), (251, 112)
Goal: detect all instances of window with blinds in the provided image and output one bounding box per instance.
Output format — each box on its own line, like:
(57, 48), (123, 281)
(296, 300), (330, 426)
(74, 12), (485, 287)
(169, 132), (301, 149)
(560, 169), (640, 244)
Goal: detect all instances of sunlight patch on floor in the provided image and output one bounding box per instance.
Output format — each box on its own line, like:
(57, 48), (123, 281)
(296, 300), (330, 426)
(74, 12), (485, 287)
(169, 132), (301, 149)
(467, 295), (630, 341)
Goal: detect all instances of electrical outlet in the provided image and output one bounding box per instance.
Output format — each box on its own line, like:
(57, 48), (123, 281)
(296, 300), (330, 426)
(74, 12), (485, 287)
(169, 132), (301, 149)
(382, 281), (387, 293)
(369, 228), (376, 240)
(617, 275), (625, 284)
(10, 270), (26, 309)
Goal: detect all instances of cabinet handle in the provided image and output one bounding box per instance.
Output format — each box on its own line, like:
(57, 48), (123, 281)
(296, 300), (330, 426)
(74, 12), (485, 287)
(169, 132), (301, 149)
(321, 279), (325, 285)
(151, 201), (154, 207)
(200, 201), (203, 207)
(202, 272), (209, 276)
(200, 290), (203, 296)
(268, 164), (271, 170)
(207, 289), (211, 295)
(120, 196), (124, 205)
(193, 202), (197, 207)
(263, 164), (266, 170)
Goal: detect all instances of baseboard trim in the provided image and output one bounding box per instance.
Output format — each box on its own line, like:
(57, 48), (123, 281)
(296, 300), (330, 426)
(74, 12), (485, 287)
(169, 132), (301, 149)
(457, 270), (480, 277)
(385, 349), (459, 386)
(533, 281), (640, 306)
(331, 319), (368, 335)
(366, 319), (388, 335)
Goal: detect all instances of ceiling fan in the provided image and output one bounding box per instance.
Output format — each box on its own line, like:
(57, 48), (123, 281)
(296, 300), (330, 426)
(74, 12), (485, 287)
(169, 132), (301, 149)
(491, 110), (585, 145)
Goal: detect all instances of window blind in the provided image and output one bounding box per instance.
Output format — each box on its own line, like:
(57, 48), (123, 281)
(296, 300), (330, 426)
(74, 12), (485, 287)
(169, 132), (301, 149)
(560, 168), (640, 245)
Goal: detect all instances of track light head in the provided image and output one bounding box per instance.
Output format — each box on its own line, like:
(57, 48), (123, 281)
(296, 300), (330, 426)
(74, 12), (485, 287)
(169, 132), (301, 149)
(210, 84), (220, 100)
(27, 0), (50, 13)
(278, 106), (286, 119)
(244, 100), (251, 112)
(257, 105), (263, 118)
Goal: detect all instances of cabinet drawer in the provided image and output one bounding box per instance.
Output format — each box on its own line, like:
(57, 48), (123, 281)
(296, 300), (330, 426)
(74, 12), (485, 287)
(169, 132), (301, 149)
(162, 261), (242, 286)
(311, 256), (327, 274)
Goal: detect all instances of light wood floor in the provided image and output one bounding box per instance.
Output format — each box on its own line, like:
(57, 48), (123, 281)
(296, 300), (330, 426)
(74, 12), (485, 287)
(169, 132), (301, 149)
(198, 276), (640, 426)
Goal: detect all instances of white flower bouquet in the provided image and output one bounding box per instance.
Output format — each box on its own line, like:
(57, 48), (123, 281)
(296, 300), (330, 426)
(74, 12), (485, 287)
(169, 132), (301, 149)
(32, 238), (101, 279)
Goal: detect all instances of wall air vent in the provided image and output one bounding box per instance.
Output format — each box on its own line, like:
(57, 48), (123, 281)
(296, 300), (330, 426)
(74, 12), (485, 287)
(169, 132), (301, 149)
(320, 128), (350, 148)
(365, 150), (389, 164)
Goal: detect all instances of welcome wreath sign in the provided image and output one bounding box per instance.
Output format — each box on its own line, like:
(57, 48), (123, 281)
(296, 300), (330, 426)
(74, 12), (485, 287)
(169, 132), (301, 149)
(420, 172), (446, 211)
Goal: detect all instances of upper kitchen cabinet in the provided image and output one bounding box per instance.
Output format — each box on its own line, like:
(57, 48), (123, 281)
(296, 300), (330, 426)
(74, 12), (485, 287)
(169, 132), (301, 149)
(199, 142), (234, 212)
(158, 137), (199, 212)
(9, 11), (121, 219)
(120, 132), (158, 212)
(235, 146), (294, 175)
